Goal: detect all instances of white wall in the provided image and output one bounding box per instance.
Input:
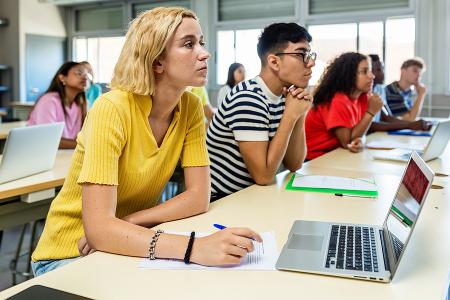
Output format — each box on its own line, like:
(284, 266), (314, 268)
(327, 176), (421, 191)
(416, 0), (450, 117)
(20, 0), (67, 37)
(18, 0), (67, 101)
(0, 0), (67, 103)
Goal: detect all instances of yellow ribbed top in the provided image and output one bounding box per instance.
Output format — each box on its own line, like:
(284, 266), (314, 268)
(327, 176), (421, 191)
(32, 90), (209, 261)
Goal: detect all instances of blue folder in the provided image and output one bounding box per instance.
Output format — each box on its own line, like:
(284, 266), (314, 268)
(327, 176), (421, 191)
(387, 129), (432, 137)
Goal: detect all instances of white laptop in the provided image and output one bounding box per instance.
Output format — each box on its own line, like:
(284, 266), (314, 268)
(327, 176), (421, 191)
(373, 119), (450, 162)
(0, 123), (64, 184)
(276, 152), (434, 282)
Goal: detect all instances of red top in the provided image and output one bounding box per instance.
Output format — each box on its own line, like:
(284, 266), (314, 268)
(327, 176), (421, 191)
(305, 92), (368, 160)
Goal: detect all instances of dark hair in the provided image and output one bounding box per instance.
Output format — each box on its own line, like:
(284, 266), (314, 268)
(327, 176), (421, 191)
(31, 61), (87, 124)
(257, 23), (312, 65)
(313, 52), (368, 107)
(225, 63), (244, 88)
(368, 54), (380, 63)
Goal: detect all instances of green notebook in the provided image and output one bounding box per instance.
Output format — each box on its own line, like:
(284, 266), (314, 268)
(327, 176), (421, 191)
(285, 174), (378, 197)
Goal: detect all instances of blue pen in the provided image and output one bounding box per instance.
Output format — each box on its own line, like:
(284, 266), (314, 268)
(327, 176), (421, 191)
(213, 223), (227, 230)
(213, 223), (256, 241)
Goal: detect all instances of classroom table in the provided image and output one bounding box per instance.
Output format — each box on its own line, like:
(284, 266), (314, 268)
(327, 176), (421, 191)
(0, 121), (27, 140)
(308, 131), (450, 177)
(0, 150), (73, 230)
(0, 145), (448, 299)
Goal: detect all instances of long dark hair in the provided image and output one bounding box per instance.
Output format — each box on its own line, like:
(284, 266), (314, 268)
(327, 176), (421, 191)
(225, 63), (244, 88)
(31, 61), (87, 124)
(313, 52), (368, 108)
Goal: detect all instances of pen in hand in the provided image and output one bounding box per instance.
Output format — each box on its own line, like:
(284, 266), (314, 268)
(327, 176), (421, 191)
(213, 224), (258, 242)
(213, 224), (227, 230)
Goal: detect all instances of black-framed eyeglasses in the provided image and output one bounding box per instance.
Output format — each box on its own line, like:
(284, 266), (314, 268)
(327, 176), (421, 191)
(275, 51), (317, 65)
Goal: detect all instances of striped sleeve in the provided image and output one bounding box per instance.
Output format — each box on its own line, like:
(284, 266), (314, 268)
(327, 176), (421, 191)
(224, 92), (270, 141)
(77, 98), (126, 185)
(386, 84), (409, 116)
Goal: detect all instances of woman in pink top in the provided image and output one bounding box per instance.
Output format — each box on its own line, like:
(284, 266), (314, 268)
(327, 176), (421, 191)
(28, 61), (88, 149)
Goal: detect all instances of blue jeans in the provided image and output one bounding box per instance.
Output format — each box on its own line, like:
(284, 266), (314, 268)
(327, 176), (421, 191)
(31, 257), (79, 276)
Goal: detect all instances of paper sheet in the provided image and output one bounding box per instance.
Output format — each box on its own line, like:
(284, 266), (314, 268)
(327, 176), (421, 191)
(139, 231), (277, 270)
(292, 175), (376, 192)
(366, 140), (425, 150)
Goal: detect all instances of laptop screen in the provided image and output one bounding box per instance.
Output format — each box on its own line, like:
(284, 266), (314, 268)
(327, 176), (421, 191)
(385, 154), (432, 272)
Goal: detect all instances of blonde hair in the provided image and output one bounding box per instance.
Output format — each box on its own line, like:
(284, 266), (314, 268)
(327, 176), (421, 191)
(110, 7), (197, 95)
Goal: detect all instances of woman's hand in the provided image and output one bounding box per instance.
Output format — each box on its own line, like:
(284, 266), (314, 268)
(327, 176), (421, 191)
(77, 236), (96, 256)
(190, 227), (262, 266)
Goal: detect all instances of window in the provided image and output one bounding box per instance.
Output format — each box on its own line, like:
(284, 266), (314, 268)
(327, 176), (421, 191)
(73, 36), (125, 84)
(385, 18), (415, 84)
(75, 6), (123, 32)
(309, 0), (409, 15)
(307, 17), (414, 86)
(132, 1), (191, 18)
(218, 0), (295, 22)
(359, 22), (383, 58)
(308, 23), (357, 85)
(216, 29), (261, 85)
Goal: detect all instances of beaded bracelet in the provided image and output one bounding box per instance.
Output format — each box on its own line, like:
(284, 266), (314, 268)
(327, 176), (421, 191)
(148, 229), (164, 260)
(183, 231), (196, 264)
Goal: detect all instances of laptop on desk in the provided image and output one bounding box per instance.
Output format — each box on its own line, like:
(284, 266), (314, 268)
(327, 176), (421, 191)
(0, 123), (64, 184)
(373, 119), (450, 162)
(276, 151), (434, 282)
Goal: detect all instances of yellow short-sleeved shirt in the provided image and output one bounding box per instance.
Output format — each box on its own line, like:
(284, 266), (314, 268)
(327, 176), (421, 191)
(32, 90), (209, 261)
(188, 86), (210, 106)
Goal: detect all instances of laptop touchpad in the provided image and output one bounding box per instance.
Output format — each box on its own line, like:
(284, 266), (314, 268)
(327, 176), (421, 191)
(288, 234), (323, 251)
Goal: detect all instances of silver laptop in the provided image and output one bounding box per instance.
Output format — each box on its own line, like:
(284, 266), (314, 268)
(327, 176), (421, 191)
(373, 119), (450, 162)
(0, 123), (64, 184)
(276, 152), (434, 282)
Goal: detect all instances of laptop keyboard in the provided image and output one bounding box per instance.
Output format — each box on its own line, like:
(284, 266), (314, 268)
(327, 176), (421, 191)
(325, 225), (379, 272)
(391, 233), (404, 260)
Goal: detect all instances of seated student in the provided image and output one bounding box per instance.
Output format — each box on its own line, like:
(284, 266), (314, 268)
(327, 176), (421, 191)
(207, 23), (315, 201)
(31, 7), (261, 276)
(305, 52), (383, 160)
(216, 62), (246, 107)
(28, 61), (88, 149)
(187, 86), (215, 125)
(80, 61), (102, 109)
(368, 54), (431, 132)
(385, 57), (427, 121)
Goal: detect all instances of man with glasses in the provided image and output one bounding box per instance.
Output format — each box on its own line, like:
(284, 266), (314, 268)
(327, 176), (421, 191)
(207, 22), (315, 201)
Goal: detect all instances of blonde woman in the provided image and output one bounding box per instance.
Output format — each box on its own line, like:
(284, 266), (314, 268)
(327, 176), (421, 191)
(31, 7), (261, 276)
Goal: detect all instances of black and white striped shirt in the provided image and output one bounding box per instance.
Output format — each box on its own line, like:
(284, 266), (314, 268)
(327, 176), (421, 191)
(206, 76), (285, 198)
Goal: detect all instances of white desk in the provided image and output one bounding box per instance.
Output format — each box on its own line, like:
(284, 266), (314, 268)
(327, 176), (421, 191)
(308, 131), (450, 177)
(0, 150), (73, 230)
(0, 121), (27, 140)
(0, 160), (448, 299)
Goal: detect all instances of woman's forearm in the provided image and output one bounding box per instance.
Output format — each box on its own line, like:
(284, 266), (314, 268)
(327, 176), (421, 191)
(123, 189), (209, 228)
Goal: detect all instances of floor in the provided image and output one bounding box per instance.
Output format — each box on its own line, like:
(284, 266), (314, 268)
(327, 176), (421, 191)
(0, 223), (42, 292)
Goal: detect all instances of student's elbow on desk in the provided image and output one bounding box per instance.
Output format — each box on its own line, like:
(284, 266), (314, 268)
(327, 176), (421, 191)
(252, 172), (275, 186)
(188, 190), (209, 213)
(82, 215), (115, 249)
(283, 159), (304, 173)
